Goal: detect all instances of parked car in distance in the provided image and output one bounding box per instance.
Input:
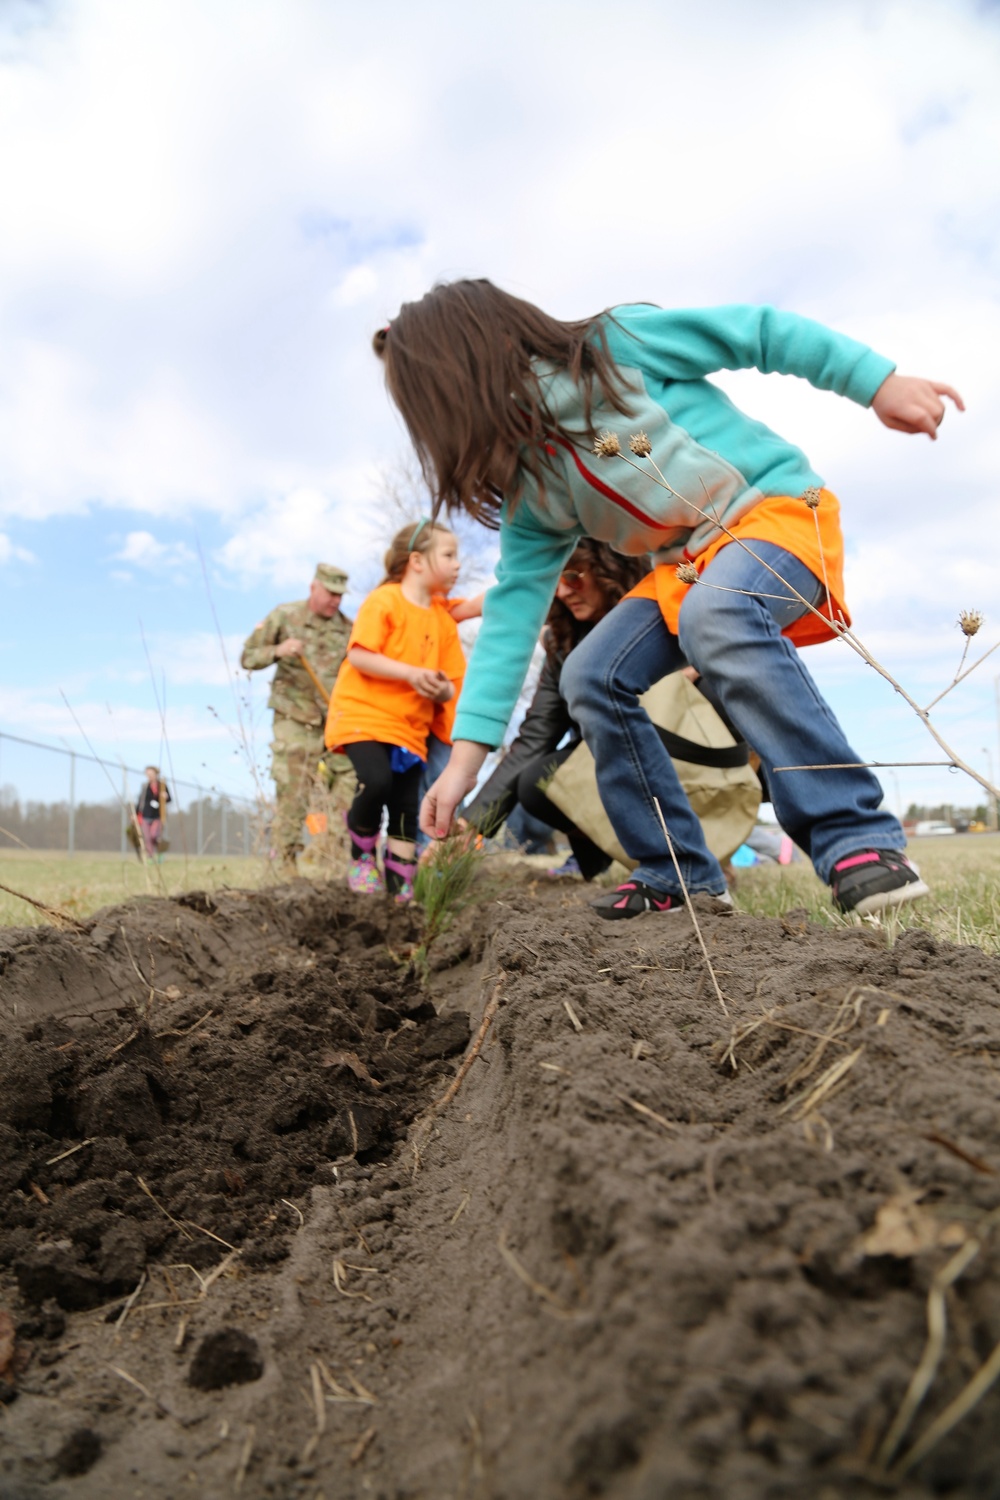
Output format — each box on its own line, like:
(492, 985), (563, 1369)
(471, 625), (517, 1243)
(914, 820), (956, 836)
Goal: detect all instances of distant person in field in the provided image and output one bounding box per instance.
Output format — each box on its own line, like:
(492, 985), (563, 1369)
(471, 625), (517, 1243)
(325, 520), (467, 904)
(241, 564), (353, 877)
(374, 279), (964, 920)
(136, 766), (171, 858)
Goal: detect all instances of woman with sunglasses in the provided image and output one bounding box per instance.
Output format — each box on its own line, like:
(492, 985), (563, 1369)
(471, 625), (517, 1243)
(462, 540), (646, 878)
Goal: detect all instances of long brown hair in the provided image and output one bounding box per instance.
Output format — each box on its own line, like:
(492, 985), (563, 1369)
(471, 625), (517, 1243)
(544, 540), (650, 663)
(373, 279), (634, 528)
(380, 518), (454, 585)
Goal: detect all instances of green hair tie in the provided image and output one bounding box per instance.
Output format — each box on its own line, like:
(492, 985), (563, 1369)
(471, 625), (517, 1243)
(409, 516), (432, 551)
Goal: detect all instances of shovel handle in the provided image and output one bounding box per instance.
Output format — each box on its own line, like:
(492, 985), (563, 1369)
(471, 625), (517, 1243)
(299, 652), (331, 708)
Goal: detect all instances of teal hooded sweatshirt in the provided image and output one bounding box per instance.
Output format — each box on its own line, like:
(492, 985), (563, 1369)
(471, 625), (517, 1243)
(452, 303), (895, 750)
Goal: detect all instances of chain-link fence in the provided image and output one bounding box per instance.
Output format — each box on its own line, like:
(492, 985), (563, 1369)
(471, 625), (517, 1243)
(0, 730), (261, 856)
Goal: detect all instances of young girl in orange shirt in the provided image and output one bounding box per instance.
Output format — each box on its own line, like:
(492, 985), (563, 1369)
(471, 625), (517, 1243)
(325, 520), (467, 902)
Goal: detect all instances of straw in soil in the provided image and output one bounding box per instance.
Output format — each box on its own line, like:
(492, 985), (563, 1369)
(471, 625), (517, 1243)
(652, 797), (729, 1018)
(496, 1230), (575, 1317)
(874, 1238), (981, 1472)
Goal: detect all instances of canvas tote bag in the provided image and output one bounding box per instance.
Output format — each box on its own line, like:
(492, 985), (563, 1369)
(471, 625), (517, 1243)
(544, 671), (760, 868)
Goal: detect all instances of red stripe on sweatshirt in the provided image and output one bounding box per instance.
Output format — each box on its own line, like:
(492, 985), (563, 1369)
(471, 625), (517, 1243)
(546, 433), (667, 531)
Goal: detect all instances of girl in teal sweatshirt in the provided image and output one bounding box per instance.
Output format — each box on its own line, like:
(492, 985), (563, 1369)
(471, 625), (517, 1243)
(373, 280), (962, 919)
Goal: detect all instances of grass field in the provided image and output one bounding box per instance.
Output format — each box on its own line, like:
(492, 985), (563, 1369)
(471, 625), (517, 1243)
(2, 834), (999, 955)
(0, 849), (271, 928)
(731, 832), (1000, 954)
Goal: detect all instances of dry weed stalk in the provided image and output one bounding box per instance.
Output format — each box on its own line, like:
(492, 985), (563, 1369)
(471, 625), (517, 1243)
(779, 1046), (865, 1122)
(721, 981), (885, 1079)
(234, 1424), (255, 1492)
(617, 1094), (680, 1133)
(496, 1229), (575, 1317)
(430, 971), (506, 1115)
(595, 438), (1000, 806)
(563, 998), (584, 1032)
(874, 1237), (981, 1473)
(0, 879), (84, 931)
(652, 797), (729, 1018)
(891, 1329), (1000, 1478)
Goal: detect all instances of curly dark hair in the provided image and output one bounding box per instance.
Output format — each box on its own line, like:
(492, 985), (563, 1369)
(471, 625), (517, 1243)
(544, 539), (650, 663)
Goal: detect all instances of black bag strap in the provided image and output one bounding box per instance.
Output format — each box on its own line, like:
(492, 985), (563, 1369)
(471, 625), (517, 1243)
(655, 725), (750, 770)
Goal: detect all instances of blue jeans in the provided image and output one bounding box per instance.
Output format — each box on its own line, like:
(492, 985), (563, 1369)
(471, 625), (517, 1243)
(416, 734), (454, 853)
(560, 541), (905, 895)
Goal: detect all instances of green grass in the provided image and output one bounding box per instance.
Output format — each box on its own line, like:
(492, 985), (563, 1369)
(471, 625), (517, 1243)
(732, 833), (1000, 954)
(5, 834), (999, 958)
(0, 850), (272, 928)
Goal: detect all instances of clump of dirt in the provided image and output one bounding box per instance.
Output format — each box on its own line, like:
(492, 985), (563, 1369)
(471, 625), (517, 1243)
(187, 1327), (264, 1390)
(2, 874), (1000, 1500)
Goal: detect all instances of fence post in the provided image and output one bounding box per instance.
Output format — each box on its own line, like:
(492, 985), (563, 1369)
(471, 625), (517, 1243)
(242, 809), (249, 855)
(221, 798), (228, 857)
(68, 752), (76, 858)
(196, 787), (204, 857)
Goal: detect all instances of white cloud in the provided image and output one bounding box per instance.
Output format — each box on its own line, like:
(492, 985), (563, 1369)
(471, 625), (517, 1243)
(113, 530), (197, 571)
(214, 482), (386, 596)
(0, 532), (34, 564)
(143, 630), (249, 688)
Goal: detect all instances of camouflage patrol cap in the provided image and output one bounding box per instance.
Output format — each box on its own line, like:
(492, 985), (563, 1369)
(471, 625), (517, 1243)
(314, 563), (348, 593)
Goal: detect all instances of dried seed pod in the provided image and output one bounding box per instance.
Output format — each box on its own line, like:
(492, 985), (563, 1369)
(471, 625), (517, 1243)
(801, 486), (822, 509)
(958, 608), (984, 637)
(629, 432), (652, 457)
(676, 562), (699, 585)
(592, 431), (621, 458)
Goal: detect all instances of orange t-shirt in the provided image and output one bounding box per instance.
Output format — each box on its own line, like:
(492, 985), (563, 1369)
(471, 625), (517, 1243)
(625, 489), (850, 647)
(325, 583), (466, 759)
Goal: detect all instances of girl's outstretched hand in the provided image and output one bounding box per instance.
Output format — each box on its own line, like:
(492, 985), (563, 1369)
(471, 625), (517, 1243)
(872, 373), (965, 440)
(420, 742), (489, 839)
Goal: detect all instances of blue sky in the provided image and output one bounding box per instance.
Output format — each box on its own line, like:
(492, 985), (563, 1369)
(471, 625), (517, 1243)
(0, 0), (998, 816)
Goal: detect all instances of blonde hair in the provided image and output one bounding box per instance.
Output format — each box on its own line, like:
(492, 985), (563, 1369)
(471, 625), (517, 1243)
(380, 519), (454, 585)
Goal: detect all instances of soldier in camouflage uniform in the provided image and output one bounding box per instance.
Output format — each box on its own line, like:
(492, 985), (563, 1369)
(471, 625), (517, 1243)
(241, 563), (353, 873)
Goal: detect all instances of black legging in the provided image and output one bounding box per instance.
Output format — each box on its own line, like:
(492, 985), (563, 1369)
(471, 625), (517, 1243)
(515, 744), (611, 881)
(344, 742), (422, 844)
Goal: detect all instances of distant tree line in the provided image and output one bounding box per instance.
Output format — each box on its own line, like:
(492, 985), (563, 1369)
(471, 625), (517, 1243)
(0, 786), (261, 855)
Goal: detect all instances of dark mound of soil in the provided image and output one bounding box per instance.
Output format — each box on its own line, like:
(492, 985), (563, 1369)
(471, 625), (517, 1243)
(0, 883), (471, 1310)
(2, 873), (1000, 1500)
(187, 1327), (263, 1390)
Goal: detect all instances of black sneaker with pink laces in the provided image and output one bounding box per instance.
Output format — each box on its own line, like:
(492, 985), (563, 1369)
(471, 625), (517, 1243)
(830, 848), (930, 916)
(591, 880), (685, 920)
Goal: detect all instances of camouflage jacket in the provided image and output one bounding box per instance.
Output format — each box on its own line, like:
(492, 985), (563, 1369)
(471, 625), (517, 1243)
(241, 600), (352, 728)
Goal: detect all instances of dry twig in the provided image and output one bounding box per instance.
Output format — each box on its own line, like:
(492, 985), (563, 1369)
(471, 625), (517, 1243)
(432, 973), (505, 1114)
(891, 1328), (1000, 1478)
(234, 1423), (255, 1492)
(0, 880), (83, 931)
(875, 1238), (980, 1472)
(652, 798), (728, 1018)
(562, 998), (584, 1032)
(497, 1229), (574, 1316)
(351, 1426), (377, 1465)
(617, 1094), (680, 1133)
(780, 1048), (865, 1121)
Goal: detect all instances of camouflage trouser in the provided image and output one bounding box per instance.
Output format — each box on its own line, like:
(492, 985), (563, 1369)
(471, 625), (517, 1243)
(269, 717), (353, 859)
